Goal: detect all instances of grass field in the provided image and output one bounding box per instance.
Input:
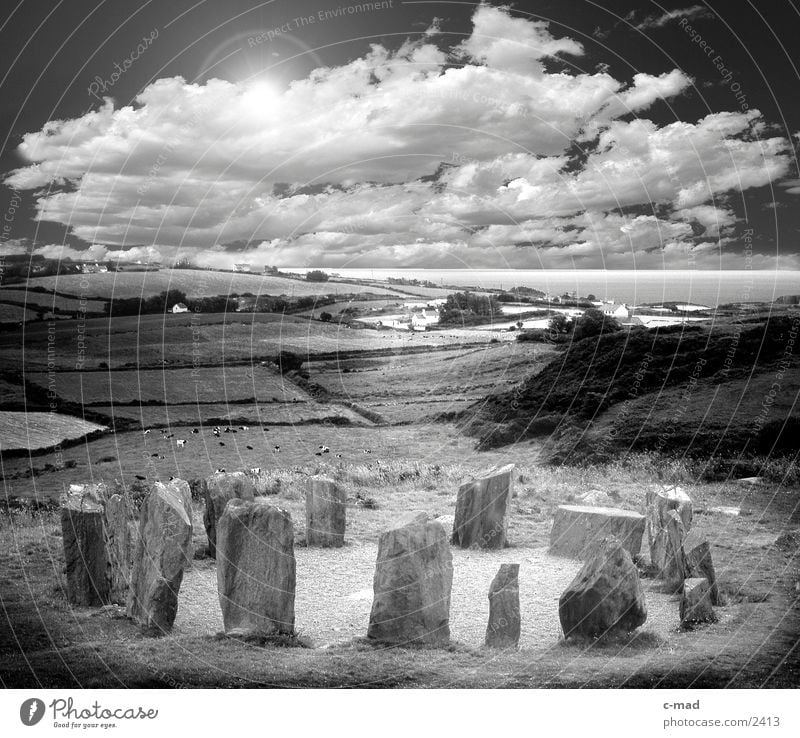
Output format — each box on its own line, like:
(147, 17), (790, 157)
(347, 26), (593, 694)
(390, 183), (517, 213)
(0, 411), (105, 452)
(23, 270), (410, 300)
(0, 288), (106, 313)
(27, 365), (312, 405)
(0, 312), (505, 371)
(0, 303), (35, 323)
(89, 401), (370, 428)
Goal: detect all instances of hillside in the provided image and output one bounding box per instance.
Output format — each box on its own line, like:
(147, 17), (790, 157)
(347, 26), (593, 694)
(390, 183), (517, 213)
(18, 269), (408, 300)
(464, 317), (799, 466)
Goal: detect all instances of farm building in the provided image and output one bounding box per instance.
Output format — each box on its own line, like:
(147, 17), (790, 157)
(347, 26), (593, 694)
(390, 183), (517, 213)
(80, 262), (108, 274)
(232, 263), (252, 272)
(171, 303), (190, 313)
(602, 303), (630, 319)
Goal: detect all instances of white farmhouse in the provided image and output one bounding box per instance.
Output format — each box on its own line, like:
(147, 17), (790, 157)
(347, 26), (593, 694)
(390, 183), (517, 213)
(171, 303), (190, 314)
(602, 303), (630, 319)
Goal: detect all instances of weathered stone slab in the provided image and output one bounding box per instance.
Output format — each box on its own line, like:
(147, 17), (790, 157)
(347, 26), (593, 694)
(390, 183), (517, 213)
(217, 499), (296, 637)
(683, 530), (720, 605)
(60, 483), (110, 606)
(646, 486), (693, 571)
(452, 464), (514, 550)
(549, 505), (645, 559)
(368, 512), (453, 647)
(485, 564), (520, 648)
(680, 577), (715, 625)
(103, 494), (131, 605)
(559, 536), (647, 640)
(202, 471), (255, 558)
(305, 476), (346, 547)
(127, 480), (193, 635)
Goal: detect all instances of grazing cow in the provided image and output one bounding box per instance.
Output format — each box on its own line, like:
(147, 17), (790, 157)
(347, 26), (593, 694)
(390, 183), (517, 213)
(246, 445), (253, 450)
(219, 442), (225, 446)
(215, 468), (225, 473)
(176, 439), (186, 448)
(150, 453), (159, 458)
(239, 426), (249, 431)
(143, 429), (151, 435)
(335, 454), (343, 458)
(135, 475), (146, 481)
(319, 445), (330, 454)
(249, 467), (261, 475)
(273, 445), (280, 452)
(191, 428), (199, 434)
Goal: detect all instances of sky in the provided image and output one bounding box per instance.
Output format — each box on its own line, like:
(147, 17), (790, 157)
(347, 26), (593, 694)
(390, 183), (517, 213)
(1, 0), (799, 271)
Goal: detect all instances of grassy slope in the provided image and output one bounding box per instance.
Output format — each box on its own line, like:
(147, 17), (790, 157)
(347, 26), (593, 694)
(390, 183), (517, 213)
(467, 318), (799, 461)
(21, 270), (408, 300)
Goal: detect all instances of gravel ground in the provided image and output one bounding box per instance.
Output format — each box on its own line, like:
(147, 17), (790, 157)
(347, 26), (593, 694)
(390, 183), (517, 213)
(174, 543), (685, 649)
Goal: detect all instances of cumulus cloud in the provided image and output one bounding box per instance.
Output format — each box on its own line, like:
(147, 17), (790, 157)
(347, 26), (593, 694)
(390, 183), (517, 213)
(2, 4), (792, 270)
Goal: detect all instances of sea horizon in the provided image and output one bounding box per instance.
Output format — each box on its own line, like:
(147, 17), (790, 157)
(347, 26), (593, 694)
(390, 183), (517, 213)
(285, 268), (800, 307)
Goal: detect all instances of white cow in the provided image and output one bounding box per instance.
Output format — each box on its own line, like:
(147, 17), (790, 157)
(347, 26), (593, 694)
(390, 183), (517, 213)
(176, 439), (186, 448)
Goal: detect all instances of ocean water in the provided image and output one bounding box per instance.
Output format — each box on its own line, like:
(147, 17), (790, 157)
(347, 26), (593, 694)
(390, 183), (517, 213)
(288, 269), (800, 306)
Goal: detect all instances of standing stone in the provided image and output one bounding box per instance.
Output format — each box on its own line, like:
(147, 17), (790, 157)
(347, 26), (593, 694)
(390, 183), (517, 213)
(103, 494), (131, 605)
(217, 499), (296, 637)
(659, 510), (687, 585)
(60, 484), (109, 606)
(127, 480), (193, 635)
(452, 464), (514, 550)
(680, 577), (716, 625)
(306, 476), (346, 547)
(559, 536), (647, 640)
(549, 505), (645, 559)
(683, 531), (721, 605)
(646, 486), (693, 571)
(485, 564), (521, 648)
(202, 471), (255, 558)
(368, 512), (453, 647)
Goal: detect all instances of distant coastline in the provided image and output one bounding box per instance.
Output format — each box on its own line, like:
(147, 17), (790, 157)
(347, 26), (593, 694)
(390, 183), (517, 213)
(285, 268), (800, 307)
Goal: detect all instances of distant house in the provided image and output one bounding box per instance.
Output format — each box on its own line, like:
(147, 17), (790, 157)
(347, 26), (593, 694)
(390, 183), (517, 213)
(171, 303), (190, 313)
(233, 263), (251, 273)
(80, 262), (108, 274)
(602, 303), (630, 319)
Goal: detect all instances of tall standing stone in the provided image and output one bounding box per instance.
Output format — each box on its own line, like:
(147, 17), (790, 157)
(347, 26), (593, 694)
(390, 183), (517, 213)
(60, 483), (109, 607)
(306, 476), (346, 547)
(103, 493), (131, 605)
(452, 464), (514, 550)
(127, 480), (193, 635)
(659, 510), (687, 585)
(646, 486), (693, 571)
(485, 564), (521, 648)
(683, 531), (721, 605)
(559, 536), (647, 640)
(202, 471), (255, 558)
(216, 499), (296, 638)
(368, 512), (453, 647)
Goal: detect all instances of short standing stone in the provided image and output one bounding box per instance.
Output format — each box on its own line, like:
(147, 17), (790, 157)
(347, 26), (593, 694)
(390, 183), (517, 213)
(103, 494), (131, 605)
(306, 476), (346, 547)
(452, 464), (514, 550)
(217, 499), (296, 637)
(127, 481), (193, 635)
(368, 512), (453, 647)
(659, 510), (686, 585)
(683, 531), (720, 605)
(646, 486), (693, 571)
(485, 564), (521, 648)
(559, 536), (647, 640)
(202, 471), (255, 558)
(549, 505), (645, 559)
(680, 577), (716, 624)
(60, 484), (110, 606)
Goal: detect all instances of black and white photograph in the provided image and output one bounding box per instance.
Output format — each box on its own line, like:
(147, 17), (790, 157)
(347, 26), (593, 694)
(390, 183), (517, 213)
(0, 0), (798, 726)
